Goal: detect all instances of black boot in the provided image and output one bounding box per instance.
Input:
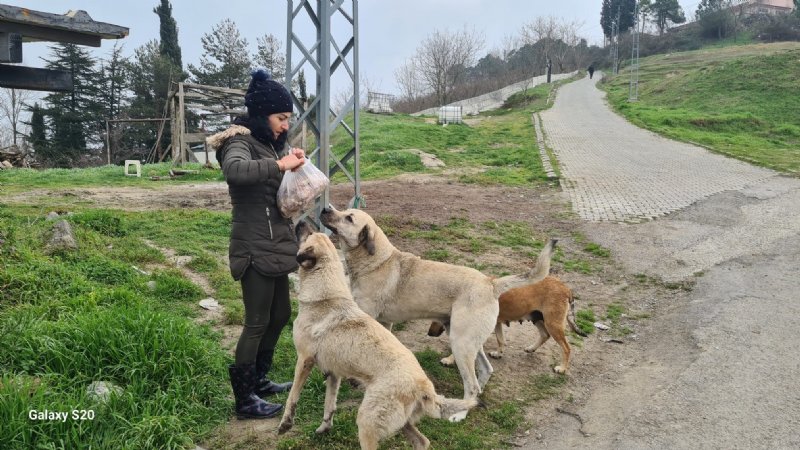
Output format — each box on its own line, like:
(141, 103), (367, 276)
(254, 350), (293, 397)
(228, 364), (283, 419)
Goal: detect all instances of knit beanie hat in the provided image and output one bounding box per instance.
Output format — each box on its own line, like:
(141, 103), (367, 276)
(244, 69), (293, 117)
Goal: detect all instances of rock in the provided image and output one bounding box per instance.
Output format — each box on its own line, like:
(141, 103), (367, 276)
(86, 381), (123, 402)
(45, 220), (78, 254)
(407, 149), (446, 168)
(199, 298), (219, 310)
(146, 281), (157, 291)
(46, 211), (60, 221)
(131, 265), (150, 275)
(594, 322), (610, 330)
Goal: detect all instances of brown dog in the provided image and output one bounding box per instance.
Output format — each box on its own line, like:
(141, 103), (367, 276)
(430, 276), (586, 374)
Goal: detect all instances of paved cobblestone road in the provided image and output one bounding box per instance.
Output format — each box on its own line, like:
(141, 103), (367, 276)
(540, 73), (775, 222)
(530, 74), (800, 449)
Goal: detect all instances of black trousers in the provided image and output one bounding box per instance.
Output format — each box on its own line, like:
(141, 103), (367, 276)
(234, 269), (292, 367)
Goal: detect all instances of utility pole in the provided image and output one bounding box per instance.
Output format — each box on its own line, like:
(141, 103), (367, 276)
(286, 0), (363, 226)
(611, 6), (620, 75)
(629, 1), (640, 101)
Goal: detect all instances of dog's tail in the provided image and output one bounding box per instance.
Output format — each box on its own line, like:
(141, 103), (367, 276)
(567, 290), (588, 337)
(493, 238), (558, 296)
(426, 395), (479, 422)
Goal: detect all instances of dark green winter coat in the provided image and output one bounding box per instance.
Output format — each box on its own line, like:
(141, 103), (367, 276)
(207, 125), (299, 280)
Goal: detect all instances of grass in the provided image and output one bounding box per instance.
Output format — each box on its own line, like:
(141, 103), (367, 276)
(604, 42), (800, 175)
(0, 206), (230, 449)
(323, 80), (571, 186)
(0, 162), (223, 195)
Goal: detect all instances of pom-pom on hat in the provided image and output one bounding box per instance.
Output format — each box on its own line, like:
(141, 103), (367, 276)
(244, 69), (293, 117)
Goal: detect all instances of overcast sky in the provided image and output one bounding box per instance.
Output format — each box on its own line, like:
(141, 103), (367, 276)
(9, 0), (701, 96)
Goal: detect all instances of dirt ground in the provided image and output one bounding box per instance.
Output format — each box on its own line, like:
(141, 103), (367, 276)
(6, 176), (682, 448)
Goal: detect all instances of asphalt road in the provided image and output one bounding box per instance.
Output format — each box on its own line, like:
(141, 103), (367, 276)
(529, 74), (800, 449)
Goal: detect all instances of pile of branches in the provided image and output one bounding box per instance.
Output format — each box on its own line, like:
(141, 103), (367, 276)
(0, 146), (36, 169)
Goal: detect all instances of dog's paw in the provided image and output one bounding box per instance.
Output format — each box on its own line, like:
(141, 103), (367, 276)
(440, 354), (455, 366)
(488, 351), (502, 359)
(315, 422), (332, 434)
(277, 418), (293, 434)
(553, 365), (567, 374)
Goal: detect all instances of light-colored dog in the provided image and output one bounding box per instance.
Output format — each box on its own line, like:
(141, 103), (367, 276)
(278, 222), (478, 450)
(320, 206), (556, 400)
(433, 276), (587, 374)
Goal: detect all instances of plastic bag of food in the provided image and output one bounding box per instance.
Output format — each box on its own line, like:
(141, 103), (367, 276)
(277, 157), (329, 218)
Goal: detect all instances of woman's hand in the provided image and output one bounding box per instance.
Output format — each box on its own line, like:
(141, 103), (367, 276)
(277, 153), (305, 172)
(290, 147), (305, 159)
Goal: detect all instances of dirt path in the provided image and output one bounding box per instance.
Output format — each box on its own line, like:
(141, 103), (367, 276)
(6, 176), (676, 447)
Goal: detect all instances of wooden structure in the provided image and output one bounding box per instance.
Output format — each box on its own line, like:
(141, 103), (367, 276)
(0, 5), (128, 91)
(169, 82), (246, 165)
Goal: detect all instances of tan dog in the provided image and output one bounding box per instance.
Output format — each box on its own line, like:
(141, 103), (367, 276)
(278, 222), (478, 450)
(320, 206), (556, 400)
(432, 276), (586, 374)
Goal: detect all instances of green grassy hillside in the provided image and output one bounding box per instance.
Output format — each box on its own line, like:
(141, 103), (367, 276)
(604, 42), (800, 175)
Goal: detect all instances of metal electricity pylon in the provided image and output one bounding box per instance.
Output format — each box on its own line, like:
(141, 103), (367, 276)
(629, 1), (640, 101)
(286, 0), (363, 225)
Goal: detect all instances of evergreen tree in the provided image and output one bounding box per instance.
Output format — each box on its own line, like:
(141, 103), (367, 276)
(153, 0), (182, 68)
(26, 102), (48, 155)
(297, 70), (307, 103)
(98, 42), (128, 120)
(41, 43), (102, 166)
(188, 19), (252, 89)
(123, 40), (175, 158)
(253, 34), (285, 79)
(651, 0), (686, 34)
(696, 0), (733, 39)
(601, 0), (637, 39)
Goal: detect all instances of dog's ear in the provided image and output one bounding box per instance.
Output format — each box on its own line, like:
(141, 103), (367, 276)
(295, 220), (316, 244)
(296, 247), (317, 269)
(359, 224), (376, 255)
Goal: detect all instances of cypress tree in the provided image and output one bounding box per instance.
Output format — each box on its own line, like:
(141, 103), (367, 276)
(153, 0), (182, 68)
(27, 102), (48, 155)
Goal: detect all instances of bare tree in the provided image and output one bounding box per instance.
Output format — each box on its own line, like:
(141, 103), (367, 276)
(394, 58), (425, 102)
(411, 26), (484, 106)
(520, 16), (560, 70)
(552, 20), (584, 72)
(0, 88), (33, 148)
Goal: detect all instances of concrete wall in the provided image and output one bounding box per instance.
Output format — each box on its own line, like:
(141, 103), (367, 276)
(412, 71), (577, 117)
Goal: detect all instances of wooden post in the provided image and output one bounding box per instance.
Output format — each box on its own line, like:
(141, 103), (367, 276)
(177, 82), (186, 165)
(105, 119), (111, 165)
(169, 92), (176, 163)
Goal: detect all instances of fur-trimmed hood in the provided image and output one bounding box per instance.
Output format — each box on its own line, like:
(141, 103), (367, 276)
(206, 124), (251, 151)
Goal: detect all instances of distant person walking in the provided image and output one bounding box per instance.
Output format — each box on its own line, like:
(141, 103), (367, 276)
(588, 65), (595, 79)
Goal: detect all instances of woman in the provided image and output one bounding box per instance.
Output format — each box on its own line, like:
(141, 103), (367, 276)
(207, 69), (305, 419)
